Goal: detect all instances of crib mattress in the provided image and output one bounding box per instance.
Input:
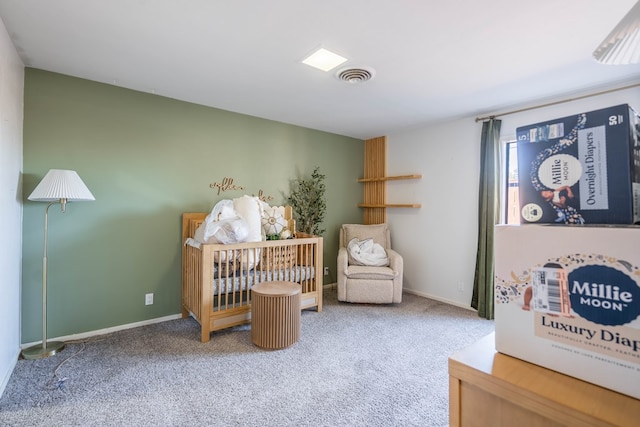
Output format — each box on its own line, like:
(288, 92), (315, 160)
(212, 266), (315, 295)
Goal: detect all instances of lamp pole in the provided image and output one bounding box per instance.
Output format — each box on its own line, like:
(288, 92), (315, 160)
(21, 201), (66, 359)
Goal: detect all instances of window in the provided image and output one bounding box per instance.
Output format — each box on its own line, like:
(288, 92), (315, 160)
(503, 140), (520, 224)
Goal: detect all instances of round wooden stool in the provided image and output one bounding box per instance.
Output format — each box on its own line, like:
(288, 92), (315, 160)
(251, 281), (301, 349)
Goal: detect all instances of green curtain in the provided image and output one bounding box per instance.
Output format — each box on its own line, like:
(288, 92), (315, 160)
(471, 118), (501, 320)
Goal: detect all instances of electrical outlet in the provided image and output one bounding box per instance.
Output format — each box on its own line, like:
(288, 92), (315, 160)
(145, 293), (154, 305)
(457, 282), (464, 292)
(324, 267), (329, 276)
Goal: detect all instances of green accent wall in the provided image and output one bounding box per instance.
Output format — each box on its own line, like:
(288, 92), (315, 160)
(22, 69), (363, 343)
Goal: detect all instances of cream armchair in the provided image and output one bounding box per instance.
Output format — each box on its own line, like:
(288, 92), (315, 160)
(337, 223), (403, 304)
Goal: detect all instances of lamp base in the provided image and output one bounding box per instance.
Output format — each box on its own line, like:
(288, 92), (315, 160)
(21, 341), (65, 360)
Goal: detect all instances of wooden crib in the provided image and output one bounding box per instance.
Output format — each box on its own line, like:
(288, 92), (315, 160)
(181, 212), (323, 342)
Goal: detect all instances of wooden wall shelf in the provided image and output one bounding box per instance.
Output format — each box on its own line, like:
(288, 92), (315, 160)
(357, 174), (422, 183)
(358, 203), (422, 208)
(361, 136), (421, 224)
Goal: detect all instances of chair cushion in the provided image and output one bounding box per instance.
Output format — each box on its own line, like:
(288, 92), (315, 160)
(342, 223), (388, 248)
(344, 265), (397, 280)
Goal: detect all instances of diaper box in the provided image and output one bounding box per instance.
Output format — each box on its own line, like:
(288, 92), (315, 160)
(516, 104), (640, 225)
(494, 224), (640, 399)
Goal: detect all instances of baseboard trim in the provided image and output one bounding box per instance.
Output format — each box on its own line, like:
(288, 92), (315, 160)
(403, 288), (477, 312)
(20, 313), (183, 349)
(20, 284), (342, 348)
(0, 347), (20, 398)
(18, 289), (475, 349)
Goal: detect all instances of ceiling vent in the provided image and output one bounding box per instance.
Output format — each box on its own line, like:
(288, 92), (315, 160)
(336, 67), (375, 83)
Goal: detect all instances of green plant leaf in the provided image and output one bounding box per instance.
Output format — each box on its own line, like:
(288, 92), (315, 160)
(286, 166), (326, 235)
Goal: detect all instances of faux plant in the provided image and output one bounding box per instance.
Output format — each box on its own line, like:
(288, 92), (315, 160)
(287, 167), (326, 236)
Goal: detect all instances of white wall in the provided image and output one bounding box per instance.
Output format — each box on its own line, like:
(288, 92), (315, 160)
(0, 16), (24, 396)
(387, 82), (640, 308)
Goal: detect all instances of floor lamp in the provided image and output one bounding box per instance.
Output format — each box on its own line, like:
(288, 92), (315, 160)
(22, 169), (95, 360)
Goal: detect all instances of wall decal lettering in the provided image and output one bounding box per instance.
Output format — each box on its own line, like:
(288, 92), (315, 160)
(209, 178), (274, 202)
(254, 189), (274, 202)
(210, 177), (245, 195)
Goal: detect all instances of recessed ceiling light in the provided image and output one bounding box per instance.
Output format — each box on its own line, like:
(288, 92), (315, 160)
(302, 48), (348, 72)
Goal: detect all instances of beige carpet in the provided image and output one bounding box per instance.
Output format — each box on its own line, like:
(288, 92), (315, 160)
(0, 289), (494, 427)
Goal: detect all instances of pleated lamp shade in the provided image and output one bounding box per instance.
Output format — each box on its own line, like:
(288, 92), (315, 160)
(28, 169), (95, 202)
(593, 1), (640, 65)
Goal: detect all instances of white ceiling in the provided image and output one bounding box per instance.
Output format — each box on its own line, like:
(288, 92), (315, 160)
(1, 0), (639, 140)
